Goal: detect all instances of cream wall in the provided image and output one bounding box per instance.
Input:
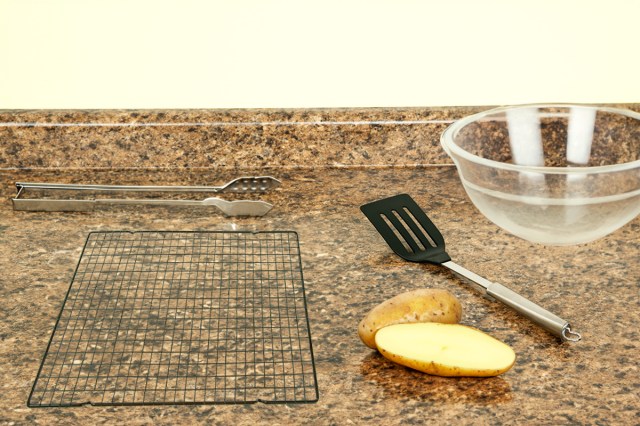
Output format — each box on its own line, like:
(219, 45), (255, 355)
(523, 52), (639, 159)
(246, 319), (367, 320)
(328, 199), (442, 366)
(1, 0), (638, 109)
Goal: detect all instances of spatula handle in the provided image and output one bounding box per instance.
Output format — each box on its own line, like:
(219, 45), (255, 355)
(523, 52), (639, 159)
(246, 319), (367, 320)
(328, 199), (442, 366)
(442, 261), (581, 342)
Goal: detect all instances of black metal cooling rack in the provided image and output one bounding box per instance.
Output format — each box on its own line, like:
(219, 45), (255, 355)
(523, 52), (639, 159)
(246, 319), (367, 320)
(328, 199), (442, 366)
(29, 231), (318, 407)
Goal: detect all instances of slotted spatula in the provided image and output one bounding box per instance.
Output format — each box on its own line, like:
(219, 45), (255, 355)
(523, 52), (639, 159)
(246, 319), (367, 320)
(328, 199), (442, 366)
(360, 193), (581, 342)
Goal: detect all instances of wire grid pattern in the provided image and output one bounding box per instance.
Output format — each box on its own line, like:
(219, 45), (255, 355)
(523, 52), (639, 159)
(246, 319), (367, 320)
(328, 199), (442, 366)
(29, 231), (318, 406)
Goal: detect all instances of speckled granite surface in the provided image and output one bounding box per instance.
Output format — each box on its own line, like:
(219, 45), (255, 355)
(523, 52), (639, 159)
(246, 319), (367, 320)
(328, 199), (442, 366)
(0, 107), (487, 169)
(0, 107), (639, 425)
(1, 166), (638, 425)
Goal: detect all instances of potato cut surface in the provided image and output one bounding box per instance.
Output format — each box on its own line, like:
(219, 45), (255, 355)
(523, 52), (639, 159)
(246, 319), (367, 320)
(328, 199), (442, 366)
(375, 323), (515, 377)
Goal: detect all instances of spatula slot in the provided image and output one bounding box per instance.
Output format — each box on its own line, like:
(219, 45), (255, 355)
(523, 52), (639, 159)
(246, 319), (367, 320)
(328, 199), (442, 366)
(378, 209), (430, 255)
(391, 210), (427, 252)
(402, 207), (438, 248)
(380, 213), (414, 253)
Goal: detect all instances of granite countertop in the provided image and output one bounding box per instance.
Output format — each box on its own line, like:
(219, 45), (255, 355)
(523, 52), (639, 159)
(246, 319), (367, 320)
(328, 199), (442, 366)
(0, 108), (638, 425)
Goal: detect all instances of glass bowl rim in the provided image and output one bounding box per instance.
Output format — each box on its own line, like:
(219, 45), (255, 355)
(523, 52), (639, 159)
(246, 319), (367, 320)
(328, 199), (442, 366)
(440, 103), (640, 175)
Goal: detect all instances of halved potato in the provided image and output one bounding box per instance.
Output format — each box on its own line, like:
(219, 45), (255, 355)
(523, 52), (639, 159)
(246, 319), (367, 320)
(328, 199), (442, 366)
(375, 323), (515, 377)
(358, 289), (462, 349)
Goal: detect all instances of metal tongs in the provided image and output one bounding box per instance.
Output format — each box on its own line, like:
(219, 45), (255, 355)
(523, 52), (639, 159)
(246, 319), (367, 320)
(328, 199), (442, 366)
(12, 176), (280, 217)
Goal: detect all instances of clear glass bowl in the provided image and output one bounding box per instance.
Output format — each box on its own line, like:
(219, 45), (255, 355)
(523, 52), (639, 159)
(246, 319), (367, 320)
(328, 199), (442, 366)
(440, 104), (640, 245)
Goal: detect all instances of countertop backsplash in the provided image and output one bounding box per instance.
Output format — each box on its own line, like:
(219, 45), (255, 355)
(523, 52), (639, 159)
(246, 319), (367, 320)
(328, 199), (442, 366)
(0, 106), (504, 170)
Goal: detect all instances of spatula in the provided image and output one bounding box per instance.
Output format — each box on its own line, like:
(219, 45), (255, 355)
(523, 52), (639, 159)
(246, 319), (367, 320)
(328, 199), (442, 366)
(360, 193), (581, 342)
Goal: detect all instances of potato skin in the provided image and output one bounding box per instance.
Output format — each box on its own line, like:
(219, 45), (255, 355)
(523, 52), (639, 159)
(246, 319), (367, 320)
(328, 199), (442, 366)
(358, 288), (462, 349)
(378, 349), (513, 377)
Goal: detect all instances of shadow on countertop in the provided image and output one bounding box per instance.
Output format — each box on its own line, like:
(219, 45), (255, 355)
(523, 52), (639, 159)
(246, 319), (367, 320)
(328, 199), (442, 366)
(359, 352), (513, 405)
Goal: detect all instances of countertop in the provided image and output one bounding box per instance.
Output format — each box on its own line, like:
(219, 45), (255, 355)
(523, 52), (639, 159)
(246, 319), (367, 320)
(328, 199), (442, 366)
(0, 107), (639, 425)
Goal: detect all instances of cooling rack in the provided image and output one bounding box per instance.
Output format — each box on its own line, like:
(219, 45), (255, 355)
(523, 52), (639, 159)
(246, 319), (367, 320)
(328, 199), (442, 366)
(29, 231), (318, 406)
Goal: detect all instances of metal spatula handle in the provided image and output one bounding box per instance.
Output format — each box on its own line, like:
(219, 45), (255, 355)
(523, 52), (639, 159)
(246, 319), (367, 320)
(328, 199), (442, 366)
(443, 261), (581, 342)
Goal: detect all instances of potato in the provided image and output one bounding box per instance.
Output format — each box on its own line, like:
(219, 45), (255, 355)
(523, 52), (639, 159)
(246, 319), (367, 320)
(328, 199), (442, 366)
(358, 289), (462, 349)
(375, 323), (516, 377)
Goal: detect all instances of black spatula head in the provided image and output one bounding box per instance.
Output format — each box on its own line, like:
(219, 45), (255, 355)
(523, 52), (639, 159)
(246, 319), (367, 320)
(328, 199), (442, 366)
(360, 193), (451, 264)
